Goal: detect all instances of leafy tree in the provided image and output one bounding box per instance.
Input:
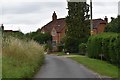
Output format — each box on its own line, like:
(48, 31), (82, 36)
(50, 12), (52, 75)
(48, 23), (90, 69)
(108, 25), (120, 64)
(3, 31), (25, 39)
(34, 32), (52, 44)
(25, 32), (52, 44)
(65, 37), (79, 53)
(105, 15), (120, 33)
(25, 32), (37, 39)
(65, 2), (90, 53)
(79, 43), (87, 55)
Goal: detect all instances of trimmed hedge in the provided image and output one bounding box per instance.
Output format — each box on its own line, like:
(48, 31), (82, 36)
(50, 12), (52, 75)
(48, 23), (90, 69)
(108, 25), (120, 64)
(87, 33), (119, 65)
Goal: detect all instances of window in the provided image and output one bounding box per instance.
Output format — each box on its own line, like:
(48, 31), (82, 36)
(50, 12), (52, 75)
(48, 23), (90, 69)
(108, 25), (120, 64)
(51, 28), (56, 36)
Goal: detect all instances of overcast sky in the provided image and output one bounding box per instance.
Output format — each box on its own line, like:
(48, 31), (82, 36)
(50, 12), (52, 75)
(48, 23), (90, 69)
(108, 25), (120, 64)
(0, 0), (119, 33)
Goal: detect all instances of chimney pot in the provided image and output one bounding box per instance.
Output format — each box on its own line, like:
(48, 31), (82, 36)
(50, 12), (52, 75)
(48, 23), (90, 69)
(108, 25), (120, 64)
(52, 11), (57, 21)
(104, 16), (108, 23)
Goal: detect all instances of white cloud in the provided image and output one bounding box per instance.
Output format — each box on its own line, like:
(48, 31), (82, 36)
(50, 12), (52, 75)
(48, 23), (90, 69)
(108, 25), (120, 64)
(92, 2), (118, 19)
(1, 0), (67, 3)
(1, 2), (68, 33)
(1, 0), (119, 33)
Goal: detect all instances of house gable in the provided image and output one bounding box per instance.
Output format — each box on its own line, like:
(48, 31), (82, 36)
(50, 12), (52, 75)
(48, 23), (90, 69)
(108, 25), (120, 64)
(92, 18), (107, 35)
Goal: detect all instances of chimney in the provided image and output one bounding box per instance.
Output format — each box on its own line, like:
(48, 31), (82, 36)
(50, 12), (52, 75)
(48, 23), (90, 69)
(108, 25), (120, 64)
(111, 17), (115, 21)
(1, 24), (4, 31)
(104, 16), (108, 23)
(52, 11), (57, 21)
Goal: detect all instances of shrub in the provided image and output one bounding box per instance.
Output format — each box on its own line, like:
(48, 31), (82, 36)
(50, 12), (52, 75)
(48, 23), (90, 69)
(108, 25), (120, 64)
(113, 34), (120, 65)
(79, 43), (87, 55)
(25, 32), (52, 44)
(57, 43), (64, 52)
(44, 43), (52, 53)
(65, 37), (79, 53)
(87, 35), (103, 59)
(2, 36), (44, 78)
(3, 31), (25, 40)
(87, 33), (119, 65)
(105, 15), (120, 33)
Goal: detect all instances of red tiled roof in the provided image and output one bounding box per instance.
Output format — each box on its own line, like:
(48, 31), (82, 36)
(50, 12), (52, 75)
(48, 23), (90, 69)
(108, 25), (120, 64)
(92, 19), (107, 29)
(40, 18), (66, 33)
(39, 18), (106, 33)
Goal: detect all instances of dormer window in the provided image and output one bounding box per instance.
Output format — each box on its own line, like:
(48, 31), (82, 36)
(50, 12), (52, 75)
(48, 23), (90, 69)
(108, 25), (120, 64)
(51, 28), (56, 36)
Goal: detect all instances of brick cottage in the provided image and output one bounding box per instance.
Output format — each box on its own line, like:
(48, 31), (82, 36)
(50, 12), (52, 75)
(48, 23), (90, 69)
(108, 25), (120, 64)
(38, 11), (107, 51)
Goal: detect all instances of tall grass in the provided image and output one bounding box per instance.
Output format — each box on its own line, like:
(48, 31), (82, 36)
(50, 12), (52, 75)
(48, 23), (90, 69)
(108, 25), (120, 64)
(2, 36), (44, 78)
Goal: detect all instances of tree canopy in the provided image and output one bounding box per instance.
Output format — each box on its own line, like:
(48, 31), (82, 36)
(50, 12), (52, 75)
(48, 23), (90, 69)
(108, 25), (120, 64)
(25, 32), (52, 44)
(65, 2), (90, 53)
(105, 15), (120, 33)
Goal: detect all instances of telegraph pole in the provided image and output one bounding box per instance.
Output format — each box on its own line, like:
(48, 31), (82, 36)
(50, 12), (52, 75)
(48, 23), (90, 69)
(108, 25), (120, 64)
(90, 0), (93, 35)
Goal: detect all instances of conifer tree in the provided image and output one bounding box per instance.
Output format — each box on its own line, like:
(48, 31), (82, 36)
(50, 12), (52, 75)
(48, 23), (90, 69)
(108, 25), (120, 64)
(65, 2), (90, 53)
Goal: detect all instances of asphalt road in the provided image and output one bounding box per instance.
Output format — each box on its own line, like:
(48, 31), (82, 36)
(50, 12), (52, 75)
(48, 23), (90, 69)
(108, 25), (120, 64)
(34, 55), (99, 78)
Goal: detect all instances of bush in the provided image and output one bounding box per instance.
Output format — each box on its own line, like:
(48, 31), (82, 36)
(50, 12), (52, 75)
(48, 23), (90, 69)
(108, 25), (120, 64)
(25, 32), (52, 44)
(105, 15), (120, 33)
(112, 34), (120, 65)
(3, 31), (25, 40)
(57, 43), (64, 52)
(44, 43), (52, 53)
(79, 43), (87, 55)
(87, 35), (103, 59)
(65, 37), (79, 53)
(2, 36), (44, 78)
(87, 33), (119, 65)
(115, 34), (120, 66)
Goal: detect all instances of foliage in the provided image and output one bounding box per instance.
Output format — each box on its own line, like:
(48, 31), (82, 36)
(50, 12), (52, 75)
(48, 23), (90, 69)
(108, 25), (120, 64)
(105, 15), (120, 33)
(65, 2), (90, 53)
(25, 32), (52, 44)
(3, 31), (25, 39)
(79, 43), (87, 55)
(57, 43), (64, 52)
(65, 37), (79, 53)
(87, 33), (119, 65)
(34, 33), (52, 44)
(2, 36), (44, 78)
(69, 55), (118, 78)
(44, 43), (52, 53)
(25, 32), (37, 39)
(60, 35), (66, 44)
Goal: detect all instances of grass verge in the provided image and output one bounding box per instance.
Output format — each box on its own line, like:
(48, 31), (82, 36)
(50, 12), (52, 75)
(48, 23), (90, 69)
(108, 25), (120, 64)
(68, 55), (118, 78)
(2, 36), (44, 78)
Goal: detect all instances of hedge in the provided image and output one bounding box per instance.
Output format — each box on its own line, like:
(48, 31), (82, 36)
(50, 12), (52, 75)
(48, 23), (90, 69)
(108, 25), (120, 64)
(79, 43), (87, 55)
(87, 33), (119, 65)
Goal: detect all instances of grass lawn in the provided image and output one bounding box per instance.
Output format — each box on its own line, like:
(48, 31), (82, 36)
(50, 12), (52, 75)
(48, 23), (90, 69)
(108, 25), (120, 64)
(66, 55), (119, 78)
